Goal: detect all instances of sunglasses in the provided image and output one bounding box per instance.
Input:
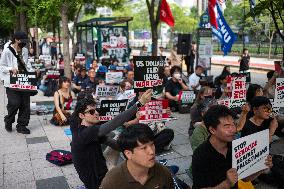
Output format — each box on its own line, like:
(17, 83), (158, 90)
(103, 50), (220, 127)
(84, 109), (97, 115)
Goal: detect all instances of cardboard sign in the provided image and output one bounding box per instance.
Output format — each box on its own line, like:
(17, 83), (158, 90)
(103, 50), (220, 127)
(133, 56), (166, 98)
(232, 129), (269, 180)
(10, 72), (37, 91)
(39, 55), (51, 64)
(230, 76), (246, 109)
(106, 72), (123, 84)
(139, 100), (169, 123)
(217, 98), (230, 107)
(95, 85), (119, 97)
(178, 91), (195, 104)
(270, 98), (280, 116)
(274, 78), (284, 107)
(99, 99), (128, 121)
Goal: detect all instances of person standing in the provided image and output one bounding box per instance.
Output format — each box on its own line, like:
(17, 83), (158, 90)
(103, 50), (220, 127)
(239, 48), (251, 82)
(185, 41), (196, 76)
(0, 31), (34, 134)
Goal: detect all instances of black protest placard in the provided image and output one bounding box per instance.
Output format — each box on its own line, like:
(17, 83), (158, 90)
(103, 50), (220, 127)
(99, 99), (128, 121)
(133, 56), (166, 98)
(10, 72), (37, 92)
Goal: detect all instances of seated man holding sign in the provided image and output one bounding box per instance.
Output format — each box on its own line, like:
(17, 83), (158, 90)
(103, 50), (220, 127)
(192, 105), (273, 189)
(71, 89), (152, 189)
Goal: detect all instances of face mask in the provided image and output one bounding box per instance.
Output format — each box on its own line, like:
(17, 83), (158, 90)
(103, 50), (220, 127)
(18, 42), (26, 48)
(173, 73), (181, 80)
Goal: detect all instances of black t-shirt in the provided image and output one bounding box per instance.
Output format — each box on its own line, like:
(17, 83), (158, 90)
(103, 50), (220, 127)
(71, 122), (108, 189)
(165, 78), (183, 97)
(241, 118), (271, 137)
(239, 55), (250, 71)
(192, 139), (237, 189)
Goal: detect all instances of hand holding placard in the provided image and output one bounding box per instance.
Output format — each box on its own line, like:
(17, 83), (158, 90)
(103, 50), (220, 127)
(139, 89), (152, 105)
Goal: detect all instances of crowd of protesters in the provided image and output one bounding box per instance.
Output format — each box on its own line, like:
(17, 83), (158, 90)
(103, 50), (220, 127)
(1, 31), (284, 189)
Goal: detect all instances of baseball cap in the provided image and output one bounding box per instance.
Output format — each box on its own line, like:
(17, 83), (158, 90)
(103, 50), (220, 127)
(13, 31), (29, 43)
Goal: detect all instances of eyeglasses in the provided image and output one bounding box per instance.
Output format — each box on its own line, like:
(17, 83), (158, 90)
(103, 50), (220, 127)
(84, 109), (97, 115)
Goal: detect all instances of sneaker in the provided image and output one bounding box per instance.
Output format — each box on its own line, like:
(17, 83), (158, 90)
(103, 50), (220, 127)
(16, 127), (30, 134)
(5, 123), (12, 132)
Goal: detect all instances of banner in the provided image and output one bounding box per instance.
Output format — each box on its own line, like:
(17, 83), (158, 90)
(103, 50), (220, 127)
(274, 78), (284, 107)
(99, 99), (128, 121)
(197, 28), (213, 70)
(105, 72), (123, 84)
(178, 91), (196, 104)
(232, 129), (269, 180)
(134, 56), (166, 98)
(139, 100), (169, 124)
(10, 72), (37, 91)
(95, 85), (119, 98)
(211, 3), (237, 55)
(269, 98), (280, 116)
(100, 27), (129, 63)
(230, 76), (246, 108)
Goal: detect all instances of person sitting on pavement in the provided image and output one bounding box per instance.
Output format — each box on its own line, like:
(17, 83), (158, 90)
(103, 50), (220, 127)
(214, 74), (230, 99)
(221, 65), (231, 76)
(50, 76), (74, 126)
(100, 124), (174, 189)
(263, 70), (277, 99)
(126, 70), (134, 85)
(188, 65), (204, 92)
(116, 79), (133, 100)
(192, 105), (273, 189)
(91, 59), (101, 72)
(124, 58), (134, 72)
(72, 67), (88, 94)
(165, 65), (189, 111)
(71, 89), (152, 189)
(81, 68), (99, 92)
(108, 59), (118, 71)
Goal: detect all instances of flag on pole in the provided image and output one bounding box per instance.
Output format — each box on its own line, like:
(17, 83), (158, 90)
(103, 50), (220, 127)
(160, 0), (175, 27)
(208, 0), (218, 28)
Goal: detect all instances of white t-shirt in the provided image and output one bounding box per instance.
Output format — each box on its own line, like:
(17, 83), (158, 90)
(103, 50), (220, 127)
(188, 73), (202, 90)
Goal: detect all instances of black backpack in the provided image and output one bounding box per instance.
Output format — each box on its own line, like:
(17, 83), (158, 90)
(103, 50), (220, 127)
(44, 79), (58, 97)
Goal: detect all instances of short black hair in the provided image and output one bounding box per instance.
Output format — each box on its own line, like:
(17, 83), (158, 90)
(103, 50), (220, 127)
(118, 124), (155, 158)
(170, 65), (182, 76)
(250, 96), (271, 109)
(267, 71), (275, 79)
(203, 105), (234, 133)
(73, 98), (96, 118)
(246, 84), (263, 104)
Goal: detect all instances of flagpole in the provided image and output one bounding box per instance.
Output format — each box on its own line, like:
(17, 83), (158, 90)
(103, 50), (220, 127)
(243, 0), (245, 49)
(160, 23), (162, 48)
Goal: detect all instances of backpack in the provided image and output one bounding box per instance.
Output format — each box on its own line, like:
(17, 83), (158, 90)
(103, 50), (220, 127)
(46, 150), (72, 166)
(44, 78), (58, 96)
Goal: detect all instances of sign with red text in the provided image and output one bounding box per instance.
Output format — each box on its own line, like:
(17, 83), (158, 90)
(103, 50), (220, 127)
(139, 100), (169, 123)
(10, 72), (37, 92)
(134, 56), (166, 98)
(99, 99), (128, 121)
(217, 98), (230, 107)
(232, 129), (269, 180)
(230, 76), (246, 108)
(274, 78), (284, 107)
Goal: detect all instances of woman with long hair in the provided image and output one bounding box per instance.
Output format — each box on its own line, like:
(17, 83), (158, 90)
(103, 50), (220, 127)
(50, 76), (74, 126)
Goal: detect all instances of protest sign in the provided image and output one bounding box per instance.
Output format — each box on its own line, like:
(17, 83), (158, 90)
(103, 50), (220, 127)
(95, 85), (119, 98)
(46, 70), (60, 79)
(270, 98), (280, 116)
(106, 72), (123, 84)
(10, 72), (37, 91)
(134, 56), (166, 98)
(99, 99), (128, 121)
(232, 129), (269, 180)
(117, 89), (136, 103)
(139, 100), (169, 124)
(178, 91), (195, 104)
(217, 98), (230, 107)
(230, 76), (246, 108)
(274, 78), (284, 107)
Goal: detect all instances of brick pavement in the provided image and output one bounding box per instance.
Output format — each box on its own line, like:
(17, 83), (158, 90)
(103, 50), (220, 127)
(0, 82), (282, 189)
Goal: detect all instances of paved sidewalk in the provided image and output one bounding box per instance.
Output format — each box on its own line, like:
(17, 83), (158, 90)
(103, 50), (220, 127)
(0, 83), (283, 189)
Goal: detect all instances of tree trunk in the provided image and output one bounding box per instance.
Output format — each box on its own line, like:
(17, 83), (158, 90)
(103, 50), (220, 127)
(151, 23), (158, 56)
(268, 31), (274, 59)
(60, 3), (71, 79)
(71, 4), (83, 61)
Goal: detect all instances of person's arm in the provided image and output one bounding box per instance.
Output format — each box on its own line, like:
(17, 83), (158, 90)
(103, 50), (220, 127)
(269, 117), (278, 143)
(103, 136), (120, 151)
(236, 104), (250, 132)
(178, 79), (189, 90)
(0, 50), (14, 74)
(165, 92), (178, 101)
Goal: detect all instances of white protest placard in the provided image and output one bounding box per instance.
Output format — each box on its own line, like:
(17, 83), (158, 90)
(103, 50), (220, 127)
(274, 78), (284, 107)
(117, 89), (136, 102)
(106, 72), (123, 84)
(232, 129), (269, 180)
(270, 98), (280, 116)
(95, 85), (119, 98)
(230, 76), (246, 108)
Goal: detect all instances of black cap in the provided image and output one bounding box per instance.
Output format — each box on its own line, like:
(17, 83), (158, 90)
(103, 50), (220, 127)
(13, 31), (29, 42)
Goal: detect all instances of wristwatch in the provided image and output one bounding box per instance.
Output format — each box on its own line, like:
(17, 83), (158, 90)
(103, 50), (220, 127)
(135, 101), (143, 108)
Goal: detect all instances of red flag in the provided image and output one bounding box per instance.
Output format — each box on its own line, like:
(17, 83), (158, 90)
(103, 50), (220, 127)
(208, 0), (218, 28)
(160, 0), (175, 27)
